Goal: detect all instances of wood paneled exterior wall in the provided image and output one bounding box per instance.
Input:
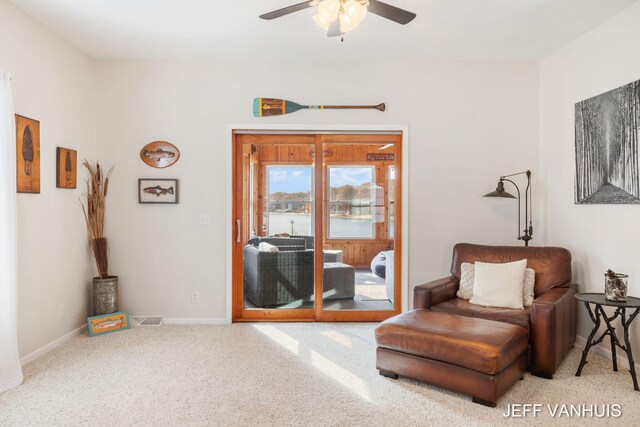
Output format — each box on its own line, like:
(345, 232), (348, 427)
(245, 138), (396, 267)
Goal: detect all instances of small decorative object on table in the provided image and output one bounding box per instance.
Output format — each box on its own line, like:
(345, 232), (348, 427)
(605, 269), (628, 301)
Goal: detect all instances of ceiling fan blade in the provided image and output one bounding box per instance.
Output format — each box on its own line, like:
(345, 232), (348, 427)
(259, 1), (314, 20)
(327, 18), (343, 37)
(367, 0), (417, 25)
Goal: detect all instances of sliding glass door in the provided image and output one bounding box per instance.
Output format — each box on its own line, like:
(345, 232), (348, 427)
(232, 133), (402, 321)
(320, 138), (400, 319)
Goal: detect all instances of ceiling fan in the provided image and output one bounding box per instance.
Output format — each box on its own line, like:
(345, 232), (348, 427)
(260, 1), (417, 39)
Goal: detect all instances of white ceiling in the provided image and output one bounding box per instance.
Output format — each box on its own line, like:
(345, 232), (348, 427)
(9, 0), (639, 60)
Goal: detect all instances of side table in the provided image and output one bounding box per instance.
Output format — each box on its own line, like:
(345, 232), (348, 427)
(575, 292), (640, 391)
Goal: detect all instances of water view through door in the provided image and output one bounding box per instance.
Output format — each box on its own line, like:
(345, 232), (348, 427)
(232, 133), (402, 321)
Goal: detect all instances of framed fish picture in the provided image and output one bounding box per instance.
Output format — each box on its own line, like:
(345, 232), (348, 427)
(56, 147), (77, 189)
(138, 178), (179, 204)
(16, 115), (41, 193)
(140, 141), (180, 168)
(87, 311), (130, 337)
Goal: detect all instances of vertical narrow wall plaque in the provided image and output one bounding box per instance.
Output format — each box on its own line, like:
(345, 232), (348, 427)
(16, 115), (41, 193)
(56, 147), (77, 189)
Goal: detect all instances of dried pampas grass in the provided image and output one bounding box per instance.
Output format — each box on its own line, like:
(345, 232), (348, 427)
(80, 160), (113, 279)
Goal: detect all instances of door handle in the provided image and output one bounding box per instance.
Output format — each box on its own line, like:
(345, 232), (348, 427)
(236, 219), (241, 243)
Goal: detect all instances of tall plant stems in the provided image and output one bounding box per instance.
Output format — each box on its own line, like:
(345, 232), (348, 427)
(80, 160), (113, 279)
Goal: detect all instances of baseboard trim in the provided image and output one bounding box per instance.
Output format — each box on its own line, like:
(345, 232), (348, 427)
(20, 324), (87, 365)
(576, 335), (640, 371)
(162, 318), (229, 325)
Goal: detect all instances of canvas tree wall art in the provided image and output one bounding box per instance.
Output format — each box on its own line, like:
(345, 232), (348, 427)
(15, 115), (41, 193)
(575, 79), (640, 204)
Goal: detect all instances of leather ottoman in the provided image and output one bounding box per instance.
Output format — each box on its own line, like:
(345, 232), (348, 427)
(375, 310), (528, 407)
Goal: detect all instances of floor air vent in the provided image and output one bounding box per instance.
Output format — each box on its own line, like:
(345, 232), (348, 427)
(132, 317), (163, 326)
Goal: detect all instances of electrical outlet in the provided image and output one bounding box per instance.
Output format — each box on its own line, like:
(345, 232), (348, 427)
(191, 292), (200, 304)
(58, 304), (65, 319)
(199, 213), (212, 226)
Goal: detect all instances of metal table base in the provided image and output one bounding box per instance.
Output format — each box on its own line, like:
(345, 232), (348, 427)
(575, 293), (640, 391)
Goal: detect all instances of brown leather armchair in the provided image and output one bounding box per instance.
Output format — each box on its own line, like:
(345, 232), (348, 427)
(414, 243), (577, 378)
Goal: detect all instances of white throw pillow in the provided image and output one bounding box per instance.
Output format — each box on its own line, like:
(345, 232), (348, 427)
(457, 262), (536, 307)
(470, 259), (527, 309)
(258, 242), (279, 252)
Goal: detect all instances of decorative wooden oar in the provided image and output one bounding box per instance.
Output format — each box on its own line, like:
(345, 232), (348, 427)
(253, 97), (385, 117)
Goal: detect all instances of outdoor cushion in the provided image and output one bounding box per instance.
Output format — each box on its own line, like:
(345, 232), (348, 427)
(371, 251), (387, 278)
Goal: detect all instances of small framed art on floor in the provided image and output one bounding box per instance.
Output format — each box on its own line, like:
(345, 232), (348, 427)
(87, 311), (131, 337)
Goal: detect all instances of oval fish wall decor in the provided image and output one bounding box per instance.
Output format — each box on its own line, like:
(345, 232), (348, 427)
(140, 141), (180, 168)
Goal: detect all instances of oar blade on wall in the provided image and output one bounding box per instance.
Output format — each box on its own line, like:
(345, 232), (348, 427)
(253, 98), (307, 117)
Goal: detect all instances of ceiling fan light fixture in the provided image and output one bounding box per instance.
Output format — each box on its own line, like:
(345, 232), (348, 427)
(313, 0), (369, 34)
(312, 14), (331, 30)
(344, 0), (368, 21)
(313, 0), (340, 30)
(340, 1), (367, 32)
(260, 0), (416, 35)
(338, 13), (355, 32)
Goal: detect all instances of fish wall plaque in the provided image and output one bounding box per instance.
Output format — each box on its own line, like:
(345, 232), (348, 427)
(138, 178), (179, 204)
(140, 141), (180, 168)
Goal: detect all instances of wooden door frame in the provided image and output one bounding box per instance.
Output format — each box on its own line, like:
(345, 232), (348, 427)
(225, 124), (410, 323)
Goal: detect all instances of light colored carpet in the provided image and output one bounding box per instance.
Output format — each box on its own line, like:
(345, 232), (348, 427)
(0, 323), (638, 426)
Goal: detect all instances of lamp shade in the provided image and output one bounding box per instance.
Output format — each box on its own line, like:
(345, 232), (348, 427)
(483, 180), (516, 198)
(484, 190), (516, 198)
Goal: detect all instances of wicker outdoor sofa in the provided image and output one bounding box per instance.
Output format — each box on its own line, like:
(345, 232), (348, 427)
(243, 236), (344, 307)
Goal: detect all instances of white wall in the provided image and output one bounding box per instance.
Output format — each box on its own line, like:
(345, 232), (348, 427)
(4, 0), (637, 365)
(0, 0), (95, 357)
(540, 2), (640, 356)
(93, 59), (539, 319)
